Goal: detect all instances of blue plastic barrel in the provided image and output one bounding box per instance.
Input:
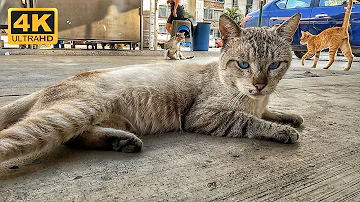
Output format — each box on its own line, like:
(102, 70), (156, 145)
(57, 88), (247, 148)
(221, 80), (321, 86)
(193, 22), (211, 51)
(177, 25), (191, 37)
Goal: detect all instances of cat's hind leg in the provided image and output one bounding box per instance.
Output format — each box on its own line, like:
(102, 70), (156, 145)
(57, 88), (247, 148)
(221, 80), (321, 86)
(323, 44), (340, 69)
(66, 126), (142, 153)
(311, 51), (321, 68)
(179, 51), (186, 60)
(339, 40), (353, 71)
(0, 102), (98, 162)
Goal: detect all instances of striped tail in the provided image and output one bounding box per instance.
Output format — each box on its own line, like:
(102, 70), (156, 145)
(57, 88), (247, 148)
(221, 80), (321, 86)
(342, 0), (353, 29)
(0, 101), (101, 162)
(0, 92), (40, 131)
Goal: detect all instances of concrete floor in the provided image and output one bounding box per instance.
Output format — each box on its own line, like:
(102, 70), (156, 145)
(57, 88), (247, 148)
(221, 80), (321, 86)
(0, 52), (360, 201)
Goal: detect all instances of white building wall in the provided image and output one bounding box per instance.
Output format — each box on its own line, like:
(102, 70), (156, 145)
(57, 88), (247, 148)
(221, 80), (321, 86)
(224, 0), (233, 9)
(195, 0), (204, 22)
(223, 0), (247, 17)
(223, 0), (264, 15)
(252, 0), (261, 12)
(238, 0), (247, 15)
(186, 0), (197, 21)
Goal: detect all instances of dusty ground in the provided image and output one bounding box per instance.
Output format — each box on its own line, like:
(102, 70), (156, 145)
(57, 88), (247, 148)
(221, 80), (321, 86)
(0, 51), (359, 201)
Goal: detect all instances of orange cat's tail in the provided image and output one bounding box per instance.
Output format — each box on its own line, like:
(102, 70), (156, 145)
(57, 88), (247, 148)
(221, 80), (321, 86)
(342, 0), (353, 29)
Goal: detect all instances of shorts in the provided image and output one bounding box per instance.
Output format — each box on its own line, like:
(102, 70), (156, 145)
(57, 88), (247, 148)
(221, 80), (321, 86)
(167, 3), (185, 24)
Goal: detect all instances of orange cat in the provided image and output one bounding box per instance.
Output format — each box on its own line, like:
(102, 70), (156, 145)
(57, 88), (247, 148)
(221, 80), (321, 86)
(300, 0), (353, 70)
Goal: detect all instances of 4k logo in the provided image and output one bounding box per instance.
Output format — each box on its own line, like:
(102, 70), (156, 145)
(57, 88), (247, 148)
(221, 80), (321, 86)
(8, 8), (58, 44)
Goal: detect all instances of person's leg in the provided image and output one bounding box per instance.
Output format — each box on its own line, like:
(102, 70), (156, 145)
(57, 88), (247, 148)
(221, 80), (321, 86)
(166, 22), (172, 34)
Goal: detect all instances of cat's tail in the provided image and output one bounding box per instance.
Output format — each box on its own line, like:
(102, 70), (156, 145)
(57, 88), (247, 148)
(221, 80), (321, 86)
(342, 0), (353, 29)
(186, 56), (195, 59)
(0, 100), (102, 162)
(0, 91), (40, 131)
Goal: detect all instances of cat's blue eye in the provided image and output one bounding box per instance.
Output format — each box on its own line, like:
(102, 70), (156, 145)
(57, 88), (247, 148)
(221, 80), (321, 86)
(237, 61), (249, 69)
(268, 62), (280, 70)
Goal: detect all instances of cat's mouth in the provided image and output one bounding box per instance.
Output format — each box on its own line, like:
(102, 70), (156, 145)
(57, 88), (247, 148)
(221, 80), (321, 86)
(246, 88), (267, 99)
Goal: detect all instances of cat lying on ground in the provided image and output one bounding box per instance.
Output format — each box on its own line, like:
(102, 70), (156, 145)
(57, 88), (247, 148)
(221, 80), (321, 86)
(0, 13), (303, 163)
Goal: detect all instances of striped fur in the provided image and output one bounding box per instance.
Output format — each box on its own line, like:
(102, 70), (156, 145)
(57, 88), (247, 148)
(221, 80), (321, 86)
(0, 14), (302, 163)
(300, 0), (354, 70)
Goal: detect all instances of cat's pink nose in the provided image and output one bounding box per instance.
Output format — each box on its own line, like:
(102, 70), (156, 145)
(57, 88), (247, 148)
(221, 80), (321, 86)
(254, 83), (266, 90)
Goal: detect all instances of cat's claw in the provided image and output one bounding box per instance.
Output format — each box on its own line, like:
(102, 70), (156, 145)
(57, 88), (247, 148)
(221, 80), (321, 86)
(112, 137), (143, 153)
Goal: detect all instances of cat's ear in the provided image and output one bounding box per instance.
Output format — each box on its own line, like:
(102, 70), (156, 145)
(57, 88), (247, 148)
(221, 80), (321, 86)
(219, 15), (241, 43)
(275, 13), (301, 43)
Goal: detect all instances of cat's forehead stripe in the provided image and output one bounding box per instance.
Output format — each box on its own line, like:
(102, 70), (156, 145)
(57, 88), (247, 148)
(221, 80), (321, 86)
(224, 28), (291, 62)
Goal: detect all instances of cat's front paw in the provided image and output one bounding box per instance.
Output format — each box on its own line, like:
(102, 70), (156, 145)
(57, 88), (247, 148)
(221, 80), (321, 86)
(284, 114), (303, 127)
(112, 136), (143, 153)
(276, 126), (300, 144)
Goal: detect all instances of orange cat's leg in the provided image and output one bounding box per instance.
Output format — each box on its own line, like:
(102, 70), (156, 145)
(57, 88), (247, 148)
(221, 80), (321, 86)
(339, 40), (353, 71)
(323, 46), (338, 69)
(312, 51), (320, 68)
(301, 51), (314, 66)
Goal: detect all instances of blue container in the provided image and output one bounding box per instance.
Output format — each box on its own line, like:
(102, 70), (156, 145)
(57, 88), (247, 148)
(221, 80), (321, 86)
(54, 40), (64, 48)
(177, 25), (191, 38)
(193, 22), (211, 51)
(180, 42), (191, 47)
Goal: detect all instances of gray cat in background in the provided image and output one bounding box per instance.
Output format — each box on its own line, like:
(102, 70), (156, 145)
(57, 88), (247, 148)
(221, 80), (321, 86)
(165, 32), (194, 60)
(0, 13), (302, 163)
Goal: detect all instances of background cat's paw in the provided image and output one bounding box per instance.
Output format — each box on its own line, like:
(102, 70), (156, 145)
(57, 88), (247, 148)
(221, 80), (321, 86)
(276, 127), (300, 144)
(112, 137), (143, 153)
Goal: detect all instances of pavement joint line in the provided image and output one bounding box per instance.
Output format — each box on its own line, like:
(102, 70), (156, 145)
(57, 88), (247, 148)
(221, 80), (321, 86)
(0, 93), (30, 97)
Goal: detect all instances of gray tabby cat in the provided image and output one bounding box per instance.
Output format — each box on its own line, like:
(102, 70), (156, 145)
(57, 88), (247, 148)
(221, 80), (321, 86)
(165, 32), (193, 60)
(0, 13), (302, 163)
